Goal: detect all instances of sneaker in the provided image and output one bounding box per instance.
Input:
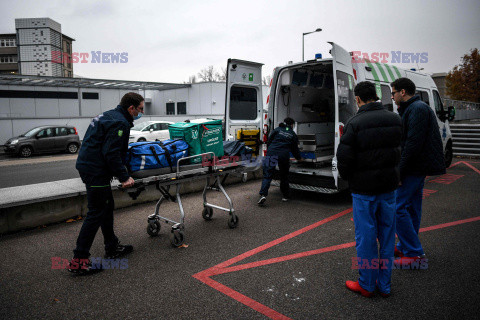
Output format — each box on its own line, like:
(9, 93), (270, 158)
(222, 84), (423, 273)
(67, 258), (103, 275)
(257, 196), (267, 206)
(345, 280), (374, 298)
(394, 246), (404, 257)
(105, 243), (134, 259)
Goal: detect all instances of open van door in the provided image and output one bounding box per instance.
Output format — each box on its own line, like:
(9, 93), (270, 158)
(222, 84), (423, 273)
(225, 59), (264, 160)
(329, 42), (357, 189)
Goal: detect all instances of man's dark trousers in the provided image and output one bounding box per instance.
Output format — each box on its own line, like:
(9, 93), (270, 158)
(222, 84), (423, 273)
(395, 175), (426, 257)
(73, 174), (118, 259)
(259, 154), (290, 197)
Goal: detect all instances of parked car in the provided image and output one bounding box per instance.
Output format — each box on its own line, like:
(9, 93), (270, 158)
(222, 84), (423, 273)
(4, 125), (81, 158)
(129, 121), (173, 142)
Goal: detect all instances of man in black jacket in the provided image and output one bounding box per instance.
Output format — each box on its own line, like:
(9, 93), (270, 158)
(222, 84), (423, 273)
(390, 78), (446, 267)
(337, 81), (402, 297)
(258, 117), (302, 205)
(68, 92), (144, 275)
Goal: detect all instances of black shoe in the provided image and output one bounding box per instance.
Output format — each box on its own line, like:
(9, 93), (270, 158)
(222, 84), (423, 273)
(105, 243), (133, 259)
(67, 258), (103, 275)
(258, 196), (267, 206)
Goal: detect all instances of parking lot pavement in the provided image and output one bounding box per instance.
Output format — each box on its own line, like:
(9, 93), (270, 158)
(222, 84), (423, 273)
(0, 159), (479, 319)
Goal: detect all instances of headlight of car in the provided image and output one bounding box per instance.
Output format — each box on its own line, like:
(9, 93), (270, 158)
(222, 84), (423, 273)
(10, 139), (19, 145)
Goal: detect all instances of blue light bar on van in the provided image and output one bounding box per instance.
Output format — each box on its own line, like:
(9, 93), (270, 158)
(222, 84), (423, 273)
(315, 53), (322, 59)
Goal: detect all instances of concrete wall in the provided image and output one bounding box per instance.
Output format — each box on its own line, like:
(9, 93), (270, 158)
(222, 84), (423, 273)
(0, 171), (260, 235)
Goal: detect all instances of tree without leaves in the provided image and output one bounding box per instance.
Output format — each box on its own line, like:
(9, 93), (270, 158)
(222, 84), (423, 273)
(446, 48), (480, 103)
(198, 65), (216, 82)
(215, 67), (227, 82)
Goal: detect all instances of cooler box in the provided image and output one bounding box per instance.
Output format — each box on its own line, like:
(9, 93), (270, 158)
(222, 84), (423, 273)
(169, 120), (224, 163)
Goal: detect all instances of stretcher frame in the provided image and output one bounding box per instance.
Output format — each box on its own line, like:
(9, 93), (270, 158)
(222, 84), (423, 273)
(120, 152), (251, 247)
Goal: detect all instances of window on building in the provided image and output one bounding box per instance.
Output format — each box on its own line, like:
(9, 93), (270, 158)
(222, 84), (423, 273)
(229, 86), (257, 120)
(166, 102), (175, 115)
(40, 31), (44, 36)
(82, 92), (99, 100)
(381, 85), (394, 111)
(177, 102), (187, 115)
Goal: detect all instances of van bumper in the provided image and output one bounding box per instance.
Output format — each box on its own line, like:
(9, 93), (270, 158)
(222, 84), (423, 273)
(272, 170), (349, 194)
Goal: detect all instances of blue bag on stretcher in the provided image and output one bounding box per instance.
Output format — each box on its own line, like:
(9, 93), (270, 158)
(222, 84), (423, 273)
(126, 139), (189, 173)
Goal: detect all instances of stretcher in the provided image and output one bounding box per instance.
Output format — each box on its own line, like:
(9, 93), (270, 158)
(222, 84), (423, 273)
(118, 152), (254, 247)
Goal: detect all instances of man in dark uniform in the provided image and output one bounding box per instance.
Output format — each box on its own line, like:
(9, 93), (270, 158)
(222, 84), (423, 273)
(258, 117), (302, 205)
(337, 81), (402, 297)
(68, 92), (144, 275)
(390, 77), (446, 268)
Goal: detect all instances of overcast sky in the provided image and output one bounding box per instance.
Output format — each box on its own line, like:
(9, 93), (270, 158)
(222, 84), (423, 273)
(2, 0), (479, 84)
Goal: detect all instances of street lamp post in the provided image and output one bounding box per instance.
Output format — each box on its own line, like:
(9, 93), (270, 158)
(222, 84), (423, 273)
(302, 28), (322, 61)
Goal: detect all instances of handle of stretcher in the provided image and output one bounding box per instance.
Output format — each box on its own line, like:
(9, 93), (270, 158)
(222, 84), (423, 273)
(176, 152), (216, 177)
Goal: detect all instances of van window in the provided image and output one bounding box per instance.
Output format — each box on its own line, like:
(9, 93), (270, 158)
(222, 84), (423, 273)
(336, 71), (356, 124)
(166, 102), (175, 115)
(229, 86), (257, 120)
(68, 128), (75, 134)
(381, 85), (393, 111)
(416, 90), (430, 106)
(433, 90), (444, 113)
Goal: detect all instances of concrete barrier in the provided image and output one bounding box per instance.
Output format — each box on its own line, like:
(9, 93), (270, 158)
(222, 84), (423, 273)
(0, 170), (261, 234)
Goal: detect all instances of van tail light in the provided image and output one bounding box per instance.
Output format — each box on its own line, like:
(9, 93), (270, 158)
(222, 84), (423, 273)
(353, 68), (357, 81)
(263, 124), (269, 142)
(266, 95), (270, 104)
(74, 127), (78, 135)
(339, 124), (344, 137)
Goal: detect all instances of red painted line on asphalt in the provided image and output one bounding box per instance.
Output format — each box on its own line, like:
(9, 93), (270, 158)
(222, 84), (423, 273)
(212, 208), (352, 269)
(214, 242), (357, 276)
(193, 273), (293, 320)
(422, 189), (438, 199)
(430, 173), (464, 185)
(193, 160), (480, 320)
(462, 161), (480, 175)
(419, 216), (480, 232)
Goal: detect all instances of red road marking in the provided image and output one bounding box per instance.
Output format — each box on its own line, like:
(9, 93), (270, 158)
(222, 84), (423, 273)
(422, 189), (438, 199)
(193, 160), (480, 320)
(429, 173), (464, 184)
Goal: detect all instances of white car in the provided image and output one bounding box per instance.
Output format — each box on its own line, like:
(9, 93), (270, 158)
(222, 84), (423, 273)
(129, 121), (174, 142)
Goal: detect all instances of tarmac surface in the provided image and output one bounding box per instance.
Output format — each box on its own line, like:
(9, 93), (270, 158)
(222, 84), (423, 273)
(0, 158), (479, 319)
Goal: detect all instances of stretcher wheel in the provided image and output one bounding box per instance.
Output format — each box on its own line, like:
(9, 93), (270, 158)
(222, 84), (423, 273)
(147, 220), (161, 236)
(202, 207), (213, 220)
(170, 230), (185, 247)
(241, 173), (248, 183)
(228, 214), (239, 229)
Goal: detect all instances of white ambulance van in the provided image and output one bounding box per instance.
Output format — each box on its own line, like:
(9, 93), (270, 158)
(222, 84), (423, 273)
(224, 43), (455, 194)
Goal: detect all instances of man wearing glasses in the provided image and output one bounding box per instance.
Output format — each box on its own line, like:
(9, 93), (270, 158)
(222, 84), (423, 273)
(390, 78), (445, 268)
(68, 92), (144, 275)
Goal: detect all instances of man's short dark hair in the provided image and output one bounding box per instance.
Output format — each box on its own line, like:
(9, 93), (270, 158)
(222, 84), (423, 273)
(354, 81), (379, 102)
(120, 92), (144, 109)
(284, 117), (295, 127)
(390, 77), (416, 95)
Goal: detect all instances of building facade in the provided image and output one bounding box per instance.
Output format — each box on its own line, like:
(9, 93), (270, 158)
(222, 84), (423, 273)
(0, 18), (74, 77)
(0, 74), (269, 144)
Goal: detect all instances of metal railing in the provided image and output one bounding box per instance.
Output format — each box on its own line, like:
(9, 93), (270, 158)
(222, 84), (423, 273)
(444, 99), (480, 110)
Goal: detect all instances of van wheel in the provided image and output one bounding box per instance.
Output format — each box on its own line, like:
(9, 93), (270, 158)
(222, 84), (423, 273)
(444, 141), (453, 168)
(19, 146), (33, 158)
(138, 138), (146, 142)
(67, 143), (79, 154)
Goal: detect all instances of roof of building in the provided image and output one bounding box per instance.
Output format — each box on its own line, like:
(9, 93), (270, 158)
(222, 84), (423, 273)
(0, 74), (191, 91)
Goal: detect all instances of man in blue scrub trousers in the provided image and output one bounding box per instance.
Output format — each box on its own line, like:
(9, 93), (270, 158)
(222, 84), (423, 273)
(258, 117), (303, 205)
(337, 81), (402, 297)
(390, 78), (446, 267)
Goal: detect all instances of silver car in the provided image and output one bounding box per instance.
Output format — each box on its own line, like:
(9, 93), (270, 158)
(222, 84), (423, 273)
(4, 125), (81, 157)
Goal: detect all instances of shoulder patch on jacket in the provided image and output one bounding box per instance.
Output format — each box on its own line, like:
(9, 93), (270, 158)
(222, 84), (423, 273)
(118, 130), (123, 137)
